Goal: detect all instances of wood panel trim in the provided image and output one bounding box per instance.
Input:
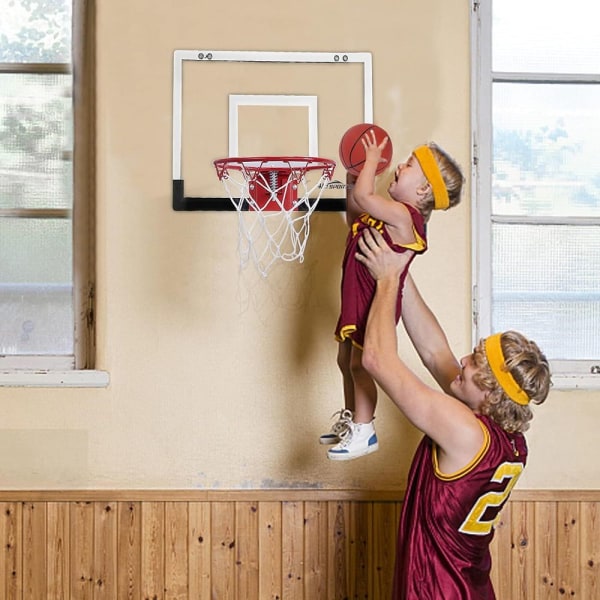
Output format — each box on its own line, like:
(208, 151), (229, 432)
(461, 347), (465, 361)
(0, 489), (598, 502)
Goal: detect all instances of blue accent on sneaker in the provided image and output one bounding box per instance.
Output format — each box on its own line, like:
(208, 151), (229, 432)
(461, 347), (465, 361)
(327, 430), (379, 461)
(330, 434), (378, 452)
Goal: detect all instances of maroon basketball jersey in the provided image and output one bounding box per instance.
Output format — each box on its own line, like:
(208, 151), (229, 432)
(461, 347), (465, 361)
(393, 415), (528, 599)
(335, 205), (427, 348)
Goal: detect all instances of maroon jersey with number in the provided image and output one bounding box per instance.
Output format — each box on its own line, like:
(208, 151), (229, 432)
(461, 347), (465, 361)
(335, 205), (427, 348)
(393, 415), (528, 599)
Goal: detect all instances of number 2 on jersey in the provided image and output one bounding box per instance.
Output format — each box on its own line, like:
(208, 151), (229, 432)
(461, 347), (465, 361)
(459, 462), (524, 536)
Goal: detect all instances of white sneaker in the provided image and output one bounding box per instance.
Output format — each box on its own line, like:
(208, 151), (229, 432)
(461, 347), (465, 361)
(319, 409), (353, 445)
(327, 420), (379, 461)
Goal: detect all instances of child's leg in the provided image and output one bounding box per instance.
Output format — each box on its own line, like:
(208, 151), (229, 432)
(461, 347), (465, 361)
(350, 345), (377, 423)
(320, 340), (355, 445)
(328, 344), (379, 460)
(337, 339), (355, 412)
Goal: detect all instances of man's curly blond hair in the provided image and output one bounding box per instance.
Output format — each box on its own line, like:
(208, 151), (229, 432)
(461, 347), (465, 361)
(471, 331), (551, 433)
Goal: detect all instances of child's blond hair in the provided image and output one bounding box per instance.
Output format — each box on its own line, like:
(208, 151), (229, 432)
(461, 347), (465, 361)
(417, 142), (464, 221)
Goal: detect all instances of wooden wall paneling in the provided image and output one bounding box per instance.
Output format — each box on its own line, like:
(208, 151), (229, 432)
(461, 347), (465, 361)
(557, 501), (579, 598)
(0, 502), (22, 600)
(165, 501), (189, 600)
(303, 500), (328, 600)
(580, 501), (599, 600)
(372, 500), (398, 599)
(211, 501), (235, 600)
(93, 501), (117, 600)
(70, 501), (94, 600)
(23, 502), (46, 600)
(257, 501), (282, 600)
(511, 501), (536, 599)
(349, 500), (371, 598)
(117, 502), (142, 600)
(281, 501), (304, 600)
(328, 500), (349, 600)
(188, 502), (211, 599)
(141, 501), (165, 600)
(393, 499), (403, 591)
(490, 500), (512, 599)
(534, 500), (558, 599)
(1, 491), (600, 600)
(46, 502), (69, 600)
(234, 501), (259, 600)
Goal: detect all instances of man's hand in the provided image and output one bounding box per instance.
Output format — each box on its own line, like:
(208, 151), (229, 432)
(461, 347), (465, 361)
(355, 227), (414, 280)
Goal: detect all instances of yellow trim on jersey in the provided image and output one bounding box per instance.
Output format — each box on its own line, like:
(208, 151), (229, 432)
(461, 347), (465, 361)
(353, 213), (426, 252)
(335, 325), (364, 350)
(399, 225), (427, 252)
(432, 419), (491, 482)
(337, 324), (357, 341)
(352, 213), (384, 238)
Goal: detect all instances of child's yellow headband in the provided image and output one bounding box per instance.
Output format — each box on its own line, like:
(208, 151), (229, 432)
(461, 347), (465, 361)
(484, 333), (530, 406)
(413, 145), (450, 211)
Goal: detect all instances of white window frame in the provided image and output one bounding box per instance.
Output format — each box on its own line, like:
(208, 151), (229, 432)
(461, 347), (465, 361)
(0, 1), (107, 387)
(471, 0), (600, 390)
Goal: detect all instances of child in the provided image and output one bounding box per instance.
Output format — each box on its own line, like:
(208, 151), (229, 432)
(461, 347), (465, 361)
(322, 130), (464, 460)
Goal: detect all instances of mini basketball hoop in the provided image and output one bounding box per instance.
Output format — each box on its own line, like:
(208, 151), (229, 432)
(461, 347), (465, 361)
(214, 156), (336, 276)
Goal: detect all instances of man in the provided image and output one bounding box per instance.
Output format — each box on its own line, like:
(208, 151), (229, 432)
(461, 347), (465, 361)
(356, 228), (551, 599)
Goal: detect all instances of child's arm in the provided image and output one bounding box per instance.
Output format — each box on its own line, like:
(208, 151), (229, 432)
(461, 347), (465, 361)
(352, 130), (412, 234)
(344, 172), (361, 226)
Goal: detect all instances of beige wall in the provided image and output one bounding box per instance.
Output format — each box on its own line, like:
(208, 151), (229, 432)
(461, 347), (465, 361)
(1, 0), (598, 491)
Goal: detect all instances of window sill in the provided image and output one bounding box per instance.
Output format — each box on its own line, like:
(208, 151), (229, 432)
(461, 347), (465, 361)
(551, 374), (600, 391)
(0, 370), (109, 388)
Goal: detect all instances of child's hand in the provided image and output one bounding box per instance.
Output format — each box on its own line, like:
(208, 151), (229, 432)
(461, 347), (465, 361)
(361, 129), (389, 167)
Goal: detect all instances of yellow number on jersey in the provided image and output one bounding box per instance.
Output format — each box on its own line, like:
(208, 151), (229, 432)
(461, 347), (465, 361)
(459, 462), (523, 536)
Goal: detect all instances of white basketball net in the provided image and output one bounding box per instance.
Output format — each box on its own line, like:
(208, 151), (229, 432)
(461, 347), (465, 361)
(215, 157), (336, 277)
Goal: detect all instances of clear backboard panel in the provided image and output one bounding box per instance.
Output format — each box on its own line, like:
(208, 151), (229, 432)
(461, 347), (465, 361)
(172, 50), (373, 211)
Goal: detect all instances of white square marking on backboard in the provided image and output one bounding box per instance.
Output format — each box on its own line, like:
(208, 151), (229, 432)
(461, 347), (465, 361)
(228, 95), (318, 157)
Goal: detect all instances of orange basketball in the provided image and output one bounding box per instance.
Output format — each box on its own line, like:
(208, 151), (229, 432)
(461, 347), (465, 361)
(339, 123), (393, 176)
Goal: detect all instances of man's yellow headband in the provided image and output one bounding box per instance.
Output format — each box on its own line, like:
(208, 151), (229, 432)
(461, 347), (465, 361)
(413, 145), (450, 211)
(484, 333), (530, 406)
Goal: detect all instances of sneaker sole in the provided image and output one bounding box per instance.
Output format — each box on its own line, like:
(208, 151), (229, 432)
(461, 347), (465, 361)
(319, 436), (339, 445)
(327, 443), (379, 461)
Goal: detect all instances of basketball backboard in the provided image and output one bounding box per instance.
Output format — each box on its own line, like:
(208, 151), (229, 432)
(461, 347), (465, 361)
(172, 50), (373, 211)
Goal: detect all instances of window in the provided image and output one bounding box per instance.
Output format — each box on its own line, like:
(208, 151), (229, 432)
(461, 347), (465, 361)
(472, 0), (600, 386)
(0, 0), (97, 379)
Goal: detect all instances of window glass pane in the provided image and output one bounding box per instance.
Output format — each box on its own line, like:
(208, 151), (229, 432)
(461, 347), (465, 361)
(492, 83), (600, 218)
(0, 218), (73, 354)
(491, 223), (600, 361)
(0, 73), (73, 210)
(0, 0), (72, 63)
(493, 0), (600, 73)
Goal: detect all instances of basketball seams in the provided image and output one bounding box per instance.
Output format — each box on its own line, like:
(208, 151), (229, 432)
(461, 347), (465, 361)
(339, 123), (393, 176)
(348, 125), (371, 169)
